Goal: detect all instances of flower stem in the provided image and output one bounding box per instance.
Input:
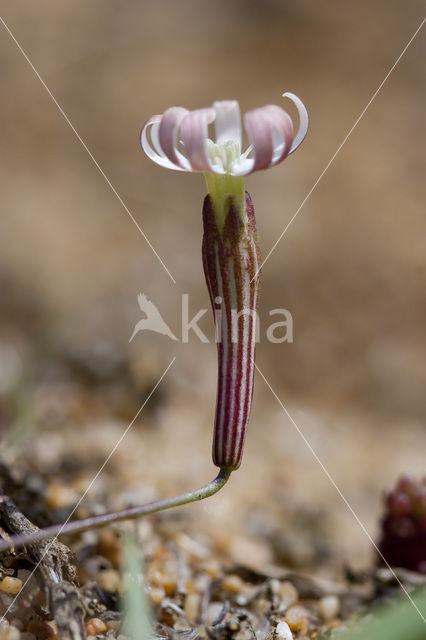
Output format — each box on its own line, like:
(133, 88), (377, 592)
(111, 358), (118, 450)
(0, 467), (232, 552)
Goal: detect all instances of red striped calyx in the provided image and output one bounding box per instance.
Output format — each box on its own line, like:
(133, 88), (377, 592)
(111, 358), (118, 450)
(202, 191), (260, 470)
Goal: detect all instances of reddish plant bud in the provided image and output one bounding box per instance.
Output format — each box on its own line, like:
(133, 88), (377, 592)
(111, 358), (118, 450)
(396, 474), (418, 496)
(386, 490), (411, 516)
(378, 475), (426, 574)
(202, 191), (260, 470)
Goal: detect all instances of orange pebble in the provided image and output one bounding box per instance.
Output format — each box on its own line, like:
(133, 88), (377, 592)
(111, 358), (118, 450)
(85, 618), (107, 636)
(285, 606), (309, 635)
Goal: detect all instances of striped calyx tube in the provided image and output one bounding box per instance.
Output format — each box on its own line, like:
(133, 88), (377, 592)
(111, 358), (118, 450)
(202, 177), (260, 470)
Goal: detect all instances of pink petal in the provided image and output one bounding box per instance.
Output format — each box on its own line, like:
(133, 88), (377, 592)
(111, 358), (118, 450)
(159, 106), (190, 169)
(263, 105), (294, 165)
(179, 108), (216, 171)
(243, 107), (274, 172)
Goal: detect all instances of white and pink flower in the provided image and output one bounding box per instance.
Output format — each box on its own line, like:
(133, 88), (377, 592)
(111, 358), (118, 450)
(142, 91), (308, 471)
(141, 92), (308, 176)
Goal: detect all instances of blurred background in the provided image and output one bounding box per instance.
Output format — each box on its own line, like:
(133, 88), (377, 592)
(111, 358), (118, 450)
(0, 0), (425, 576)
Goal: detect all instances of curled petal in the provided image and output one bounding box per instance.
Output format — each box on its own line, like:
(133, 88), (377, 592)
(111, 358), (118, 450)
(159, 107), (191, 170)
(263, 105), (294, 166)
(180, 108), (216, 171)
(213, 100), (242, 148)
(140, 115), (183, 171)
(241, 103), (293, 174)
(243, 107), (274, 173)
(282, 92), (309, 153)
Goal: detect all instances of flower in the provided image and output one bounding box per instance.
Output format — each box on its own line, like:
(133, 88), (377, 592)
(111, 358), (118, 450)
(140, 91), (308, 471)
(141, 92), (308, 176)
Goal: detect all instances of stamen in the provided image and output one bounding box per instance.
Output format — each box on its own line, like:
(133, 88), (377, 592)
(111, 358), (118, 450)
(206, 139), (241, 174)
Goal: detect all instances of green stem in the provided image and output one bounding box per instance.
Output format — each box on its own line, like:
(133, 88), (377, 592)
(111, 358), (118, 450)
(0, 468), (232, 552)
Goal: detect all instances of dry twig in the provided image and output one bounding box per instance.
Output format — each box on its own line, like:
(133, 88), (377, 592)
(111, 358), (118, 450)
(0, 495), (85, 640)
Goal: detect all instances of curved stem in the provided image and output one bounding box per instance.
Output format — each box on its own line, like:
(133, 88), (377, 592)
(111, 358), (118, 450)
(0, 467), (232, 553)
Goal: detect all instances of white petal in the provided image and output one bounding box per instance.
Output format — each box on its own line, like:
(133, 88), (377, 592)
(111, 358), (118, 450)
(229, 157), (255, 176)
(213, 100), (242, 148)
(140, 116), (184, 171)
(159, 107), (191, 170)
(282, 92), (309, 153)
(150, 121), (166, 157)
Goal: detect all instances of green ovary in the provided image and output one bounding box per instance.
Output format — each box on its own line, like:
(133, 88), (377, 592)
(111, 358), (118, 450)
(204, 140), (245, 232)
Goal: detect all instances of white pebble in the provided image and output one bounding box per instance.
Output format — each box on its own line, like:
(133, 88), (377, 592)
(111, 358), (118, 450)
(279, 581), (298, 610)
(318, 594), (340, 621)
(0, 626), (20, 640)
(275, 620), (293, 640)
(206, 602), (224, 625)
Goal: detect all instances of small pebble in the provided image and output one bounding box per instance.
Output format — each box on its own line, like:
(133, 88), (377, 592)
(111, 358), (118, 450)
(174, 532), (210, 560)
(257, 597), (272, 616)
(45, 621), (58, 639)
(98, 529), (122, 568)
(184, 593), (201, 623)
(206, 602), (224, 625)
(279, 582), (298, 610)
(0, 627), (20, 640)
(202, 559), (222, 579)
(285, 606), (310, 635)
(162, 576), (177, 596)
(45, 482), (78, 510)
(221, 574), (247, 595)
(318, 595), (340, 621)
(9, 622), (23, 633)
(228, 618), (240, 632)
(149, 586), (165, 605)
(185, 577), (199, 595)
(228, 535), (272, 569)
(275, 620), (294, 640)
(27, 619), (55, 639)
(269, 579), (282, 595)
(96, 569), (120, 593)
(78, 556), (112, 584)
(0, 578), (23, 595)
(85, 618), (107, 636)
